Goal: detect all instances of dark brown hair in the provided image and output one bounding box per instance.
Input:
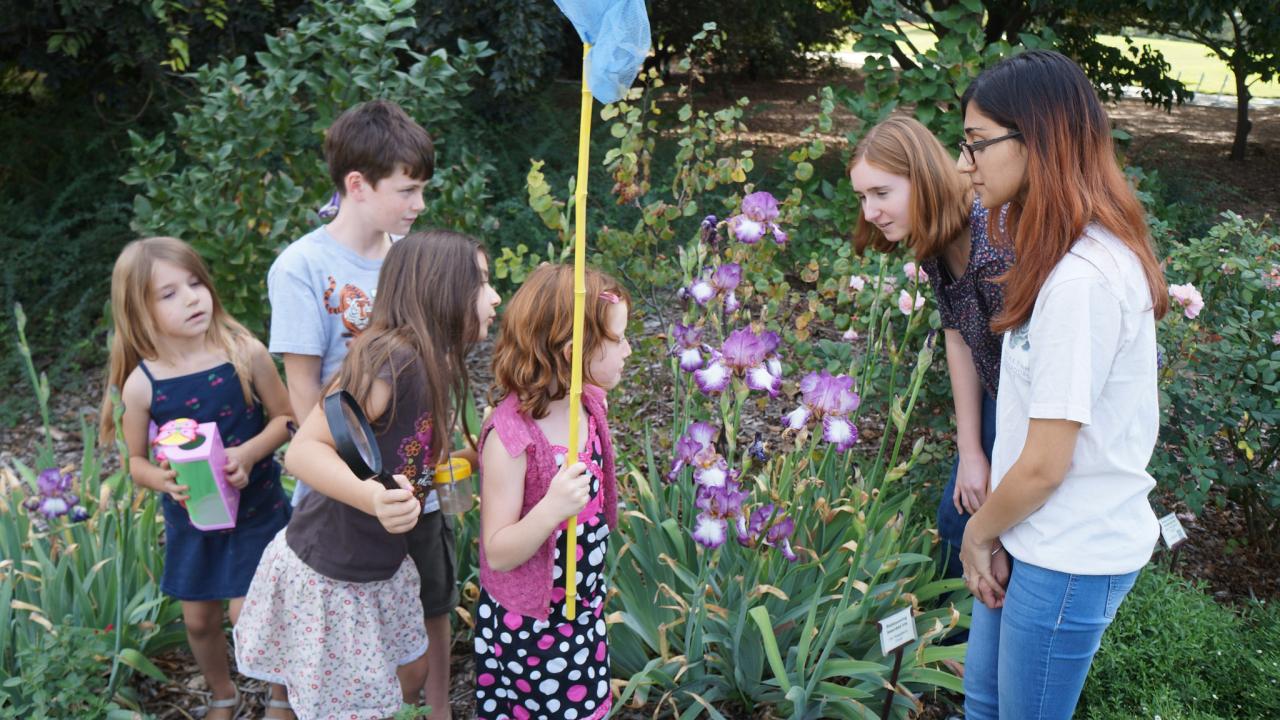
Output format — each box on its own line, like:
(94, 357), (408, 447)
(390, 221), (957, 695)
(332, 230), (485, 462)
(100, 237), (254, 444)
(850, 116), (972, 262)
(490, 264), (630, 419)
(324, 99), (435, 194)
(961, 50), (1168, 333)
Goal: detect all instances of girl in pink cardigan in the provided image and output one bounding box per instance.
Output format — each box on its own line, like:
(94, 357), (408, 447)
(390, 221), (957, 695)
(475, 264), (631, 720)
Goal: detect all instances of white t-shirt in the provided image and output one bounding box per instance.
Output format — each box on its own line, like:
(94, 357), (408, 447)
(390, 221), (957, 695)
(990, 225), (1160, 575)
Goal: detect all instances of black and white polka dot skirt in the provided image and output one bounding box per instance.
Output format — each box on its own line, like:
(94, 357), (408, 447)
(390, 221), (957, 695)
(474, 468), (612, 719)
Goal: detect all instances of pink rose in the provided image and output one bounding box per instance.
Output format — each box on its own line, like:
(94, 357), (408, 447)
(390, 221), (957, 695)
(1169, 282), (1204, 319)
(897, 289), (925, 316)
(903, 261), (928, 283)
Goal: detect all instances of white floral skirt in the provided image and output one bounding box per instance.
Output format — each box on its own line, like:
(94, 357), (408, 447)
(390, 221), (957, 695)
(234, 530), (428, 720)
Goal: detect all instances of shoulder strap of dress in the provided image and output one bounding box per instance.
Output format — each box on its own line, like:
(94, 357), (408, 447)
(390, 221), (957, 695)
(486, 393), (534, 459)
(137, 361), (156, 382)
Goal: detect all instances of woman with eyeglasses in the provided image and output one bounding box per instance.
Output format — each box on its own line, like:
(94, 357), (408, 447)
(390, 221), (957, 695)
(954, 49), (1168, 719)
(849, 116), (1013, 614)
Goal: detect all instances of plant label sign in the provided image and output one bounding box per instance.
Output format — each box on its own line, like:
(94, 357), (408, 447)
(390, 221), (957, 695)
(878, 606), (917, 657)
(1158, 512), (1188, 549)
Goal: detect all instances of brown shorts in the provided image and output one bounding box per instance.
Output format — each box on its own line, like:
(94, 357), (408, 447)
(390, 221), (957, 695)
(407, 509), (459, 617)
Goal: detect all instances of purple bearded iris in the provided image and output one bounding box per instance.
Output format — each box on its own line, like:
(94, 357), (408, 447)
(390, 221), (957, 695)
(696, 327), (783, 397)
(666, 422), (719, 482)
(692, 481), (749, 549)
(686, 262), (742, 311)
(782, 370), (860, 452)
(736, 503), (798, 561)
(23, 467), (89, 531)
(712, 263), (742, 314)
(728, 191), (788, 245)
(700, 214), (720, 247)
(672, 322), (706, 372)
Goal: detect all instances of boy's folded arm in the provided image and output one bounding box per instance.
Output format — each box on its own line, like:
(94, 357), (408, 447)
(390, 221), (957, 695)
(232, 339), (295, 467)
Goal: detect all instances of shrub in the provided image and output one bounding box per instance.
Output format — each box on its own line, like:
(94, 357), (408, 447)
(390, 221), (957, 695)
(1080, 568), (1280, 718)
(124, 0), (497, 335)
(408, 0), (569, 99)
(650, 0), (849, 80)
(1, 626), (127, 720)
(1154, 213), (1280, 549)
(0, 107), (134, 425)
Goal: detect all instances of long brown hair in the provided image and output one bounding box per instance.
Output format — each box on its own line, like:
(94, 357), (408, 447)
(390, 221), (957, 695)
(490, 264), (631, 419)
(961, 50), (1168, 333)
(99, 237), (254, 443)
(332, 230), (485, 463)
(850, 116), (972, 262)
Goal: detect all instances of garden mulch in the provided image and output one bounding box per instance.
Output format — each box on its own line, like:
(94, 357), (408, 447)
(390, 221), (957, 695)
(2, 68), (1277, 719)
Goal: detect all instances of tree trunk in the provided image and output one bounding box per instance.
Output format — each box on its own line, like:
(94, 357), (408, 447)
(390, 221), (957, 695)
(1230, 63), (1252, 161)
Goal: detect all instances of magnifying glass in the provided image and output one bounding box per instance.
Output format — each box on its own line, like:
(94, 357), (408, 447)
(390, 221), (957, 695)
(323, 390), (398, 490)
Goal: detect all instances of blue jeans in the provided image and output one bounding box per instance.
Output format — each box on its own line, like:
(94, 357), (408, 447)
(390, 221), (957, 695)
(964, 558), (1139, 719)
(938, 391), (998, 580)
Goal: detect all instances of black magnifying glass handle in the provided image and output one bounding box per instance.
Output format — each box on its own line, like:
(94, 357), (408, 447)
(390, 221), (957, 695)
(373, 470), (399, 491)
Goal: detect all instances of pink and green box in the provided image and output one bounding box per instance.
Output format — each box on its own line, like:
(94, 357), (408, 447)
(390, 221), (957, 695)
(151, 418), (240, 531)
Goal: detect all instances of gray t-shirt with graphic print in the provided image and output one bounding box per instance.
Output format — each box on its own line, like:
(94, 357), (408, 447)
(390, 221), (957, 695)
(268, 225), (382, 504)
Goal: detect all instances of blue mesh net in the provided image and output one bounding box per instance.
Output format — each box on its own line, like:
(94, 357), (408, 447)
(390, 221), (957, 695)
(554, 0), (650, 104)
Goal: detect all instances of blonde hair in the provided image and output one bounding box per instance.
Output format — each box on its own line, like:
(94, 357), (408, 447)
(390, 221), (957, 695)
(850, 116), (972, 262)
(99, 237), (254, 444)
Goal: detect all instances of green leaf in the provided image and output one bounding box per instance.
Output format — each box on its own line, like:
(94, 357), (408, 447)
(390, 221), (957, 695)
(118, 648), (168, 682)
(748, 605), (793, 693)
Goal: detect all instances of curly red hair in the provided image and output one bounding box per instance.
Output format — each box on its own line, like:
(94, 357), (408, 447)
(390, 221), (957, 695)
(490, 264), (630, 419)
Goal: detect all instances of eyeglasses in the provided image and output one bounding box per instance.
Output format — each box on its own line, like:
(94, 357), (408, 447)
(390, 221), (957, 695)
(958, 131), (1022, 165)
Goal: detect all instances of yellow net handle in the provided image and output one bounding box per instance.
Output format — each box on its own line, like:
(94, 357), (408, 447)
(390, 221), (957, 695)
(564, 42), (593, 622)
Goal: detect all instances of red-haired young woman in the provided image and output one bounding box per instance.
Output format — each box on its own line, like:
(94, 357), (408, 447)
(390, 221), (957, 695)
(954, 49), (1169, 719)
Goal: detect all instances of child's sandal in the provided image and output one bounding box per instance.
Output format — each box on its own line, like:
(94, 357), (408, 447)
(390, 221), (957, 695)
(263, 698), (294, 719)
(207, 687), (242, 718)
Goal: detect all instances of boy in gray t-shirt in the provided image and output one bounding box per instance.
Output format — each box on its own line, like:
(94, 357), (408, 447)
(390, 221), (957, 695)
(267, 99), (434, 507)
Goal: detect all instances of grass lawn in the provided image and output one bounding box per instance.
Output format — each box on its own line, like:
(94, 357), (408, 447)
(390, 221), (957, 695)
(846, 27), (1280, 99)
(1095, 34), (1280, 98)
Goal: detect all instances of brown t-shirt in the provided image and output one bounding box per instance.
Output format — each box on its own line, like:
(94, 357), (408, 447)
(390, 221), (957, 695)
(286, 352), (436, 582)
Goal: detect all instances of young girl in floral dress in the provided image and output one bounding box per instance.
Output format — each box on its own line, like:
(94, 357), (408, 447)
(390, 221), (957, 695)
(234, 230), (500, 720)
(475, 264), (632, 720)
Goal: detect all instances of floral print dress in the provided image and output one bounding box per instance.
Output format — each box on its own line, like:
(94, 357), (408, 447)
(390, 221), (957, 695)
(474, 417), (612, 720)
